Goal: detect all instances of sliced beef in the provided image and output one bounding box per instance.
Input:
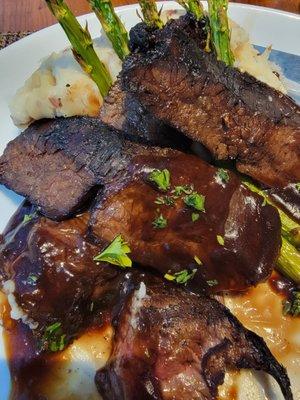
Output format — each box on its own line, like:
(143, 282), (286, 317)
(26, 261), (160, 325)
(0, 202), (123, 341)
(96, 279), (293, 400)
(121, 20), (300, 188)
(0, 116), (166, 219)
(90, 151), (281, 293)
(100, 81), (191, 150)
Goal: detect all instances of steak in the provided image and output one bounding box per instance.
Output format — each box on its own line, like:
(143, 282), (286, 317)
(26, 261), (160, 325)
(121, 19), (300, 188)
(96, 278), (293, 400)
(90, 151), (281, 293)
(0, 116), (168, 219)
(100, 80), (191, 150)
(0, 202), (123, 341)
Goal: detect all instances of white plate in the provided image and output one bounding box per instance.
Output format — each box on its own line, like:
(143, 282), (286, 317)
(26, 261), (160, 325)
(0, 2), (299, 398)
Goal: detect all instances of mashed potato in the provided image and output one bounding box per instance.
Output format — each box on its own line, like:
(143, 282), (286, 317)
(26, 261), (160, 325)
(9, 13), (287, 128)
(9, 37), (122, 127)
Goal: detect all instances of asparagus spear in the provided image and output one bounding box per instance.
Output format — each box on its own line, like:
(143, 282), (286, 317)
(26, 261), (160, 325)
(45, 0), (112, 97)
(89, 0), (130, 60)
(177, 0), (204, 21)
(207, 0), (234, 66)
(139, 0), (164, 29)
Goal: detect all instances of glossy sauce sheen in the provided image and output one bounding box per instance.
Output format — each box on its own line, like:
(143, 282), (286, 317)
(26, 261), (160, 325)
(91, 152), (281, 293)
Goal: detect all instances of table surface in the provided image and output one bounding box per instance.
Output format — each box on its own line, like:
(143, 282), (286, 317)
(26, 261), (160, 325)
(0, 0), (299, 32)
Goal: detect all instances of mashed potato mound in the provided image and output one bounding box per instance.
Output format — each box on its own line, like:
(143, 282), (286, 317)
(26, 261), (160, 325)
(10, 40), (122, 128)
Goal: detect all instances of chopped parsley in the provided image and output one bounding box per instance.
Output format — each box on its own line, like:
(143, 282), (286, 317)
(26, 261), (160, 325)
(23, 212), (37, 224)
(93, 235), (132, 268)
(194, 255), (203, 265)
(216, 168), (229, 184)
(153, 214), (167, 229)
(262, 198), (267, 207)
(172, 184), (194, 196)
(282, 291), (300, 317)
(148, 169), (170, 191)
(164, 269), (197, 285)
(42, 322), (66, 352)
(217, 235), (225, 246)
(192, 212), (200, 222)
(295, 183), (300, 193)
(155, 195), (175, 206)
(206, 279), (218, 287)
(184, 192), (205, 212)
(27, 273), (38, 285)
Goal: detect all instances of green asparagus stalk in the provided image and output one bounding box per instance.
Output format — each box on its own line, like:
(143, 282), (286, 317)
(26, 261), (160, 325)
(243, 181), (300, 249)
(207, 0), (234, 66)
(45, 0), (112, 97)
(89, 0), (130, 60)
(277, 238), (300, 284)
(177, 0), (204, 21)
(139, 0), (164, 29)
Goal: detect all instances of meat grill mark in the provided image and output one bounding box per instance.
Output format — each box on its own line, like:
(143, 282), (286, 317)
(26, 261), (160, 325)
(121, 18), (300, 188)
(90, 151), (281, 293)
(96, 280), (293, 400)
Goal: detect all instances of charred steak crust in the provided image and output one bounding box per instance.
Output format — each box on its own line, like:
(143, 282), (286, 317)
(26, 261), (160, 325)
(0, 117), (165, 220)
(121, 19), (300, 188)
(95, 279), (293, 400)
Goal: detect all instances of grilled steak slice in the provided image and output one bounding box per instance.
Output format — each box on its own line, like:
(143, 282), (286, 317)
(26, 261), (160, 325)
(100, 81), (191, 150)
(95, 279), (293, 400)
(0, 116), (165, 220)
(0, 202), (123, 342)
(90, 151), (281, 293)
(121, 21), (300, 188)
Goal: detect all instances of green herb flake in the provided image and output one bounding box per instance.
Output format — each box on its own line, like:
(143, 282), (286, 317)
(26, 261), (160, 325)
(217, 235), (225, 246)
(295, 183), (300, 193)
(152, 214), (167, 229)
(155, 195), (175, 206)
(282, 291), (300, 317)
(93, 234), (132, 268)
(216, 168), (230, 184)
(262, 198), (267, 207)
(148, 169), (170, 191)
(164, 269), (197, 285)
(27, 273), (38, 285)
(23, 212), (37, 224)
(192, 212), (200, 222)
(172, 184), (194, 196)
(194, 255), (203, 265)
(206, 279), (218, 287)
(42, 322), (67, 352)
(184, 192), (205, 212)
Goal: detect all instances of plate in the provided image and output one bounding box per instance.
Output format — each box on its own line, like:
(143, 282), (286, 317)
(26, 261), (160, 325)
(0, 2), (299, 398)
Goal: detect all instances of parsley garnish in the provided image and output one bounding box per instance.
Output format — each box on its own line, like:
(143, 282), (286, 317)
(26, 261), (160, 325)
(94, 235), (132, 268)
(217, 235), (225, 246)
(216, 168), (229, 184)
(184, 192), (205, 212)
(153, 214), (167, 229)
(207, 279), (218, 287)
(164, 269), (197, 285)
(27, 273), (38, 285)
(295, 183), (300, 193)
(192, 212), (200, 222)
(194, 255), (203, 265)
(23, 212), (37, 224)
(172, 185), (194, 196)
(148, 169), (170, 191)
(155, 195), (175, 206)
(42, 322), (66, 352)
(282, 291), (300, 317)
